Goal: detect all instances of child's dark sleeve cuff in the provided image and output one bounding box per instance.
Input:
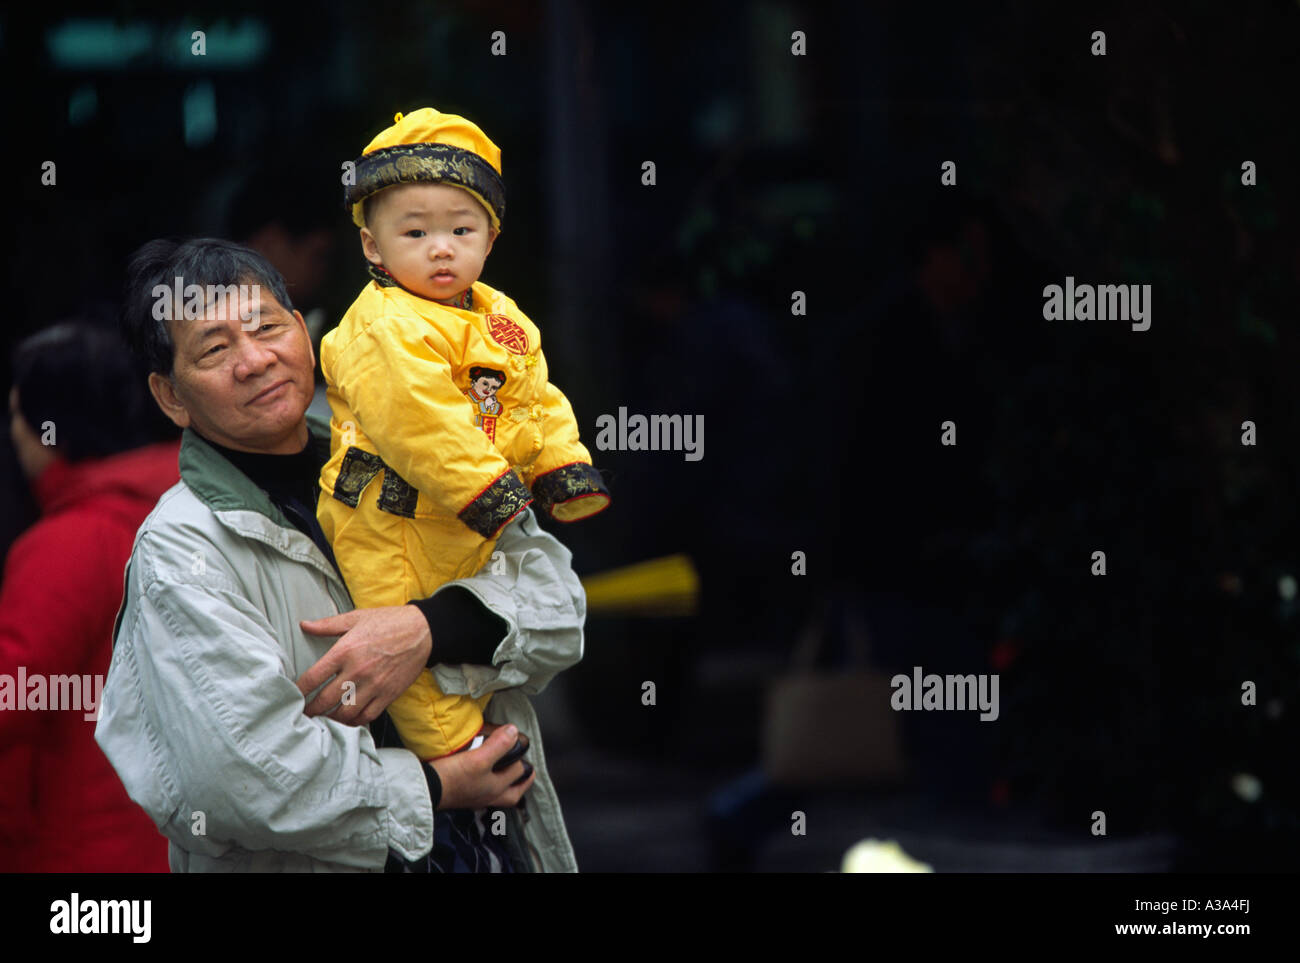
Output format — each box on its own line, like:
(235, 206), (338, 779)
(409, 585), (509, 668)
(532, 462), (611, 521)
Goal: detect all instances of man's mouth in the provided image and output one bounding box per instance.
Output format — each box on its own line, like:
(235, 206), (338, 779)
(248, 380), (290, 404)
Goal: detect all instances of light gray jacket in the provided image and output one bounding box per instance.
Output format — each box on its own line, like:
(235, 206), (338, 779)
(95, 419), (582, 872)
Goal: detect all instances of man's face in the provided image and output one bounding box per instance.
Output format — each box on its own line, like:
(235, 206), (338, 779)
(360, 182), (496, 301)
(471, 375), (502, 400)
(149, 284), (316, 454)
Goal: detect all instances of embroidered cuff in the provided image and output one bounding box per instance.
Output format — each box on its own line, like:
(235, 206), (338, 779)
(331, 446), (384, 508)
(532, 462), (611, 522)
(330, 446), (419, 518)
(458, 470), (534, 538)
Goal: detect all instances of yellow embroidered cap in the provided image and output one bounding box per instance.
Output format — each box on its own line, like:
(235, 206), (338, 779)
(346, 107), (505, 231)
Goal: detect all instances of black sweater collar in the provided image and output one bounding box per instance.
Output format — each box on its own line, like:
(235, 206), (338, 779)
(191, 430), (322, 500)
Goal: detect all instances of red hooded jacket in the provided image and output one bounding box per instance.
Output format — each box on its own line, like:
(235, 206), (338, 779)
(0, 438), (180, 871)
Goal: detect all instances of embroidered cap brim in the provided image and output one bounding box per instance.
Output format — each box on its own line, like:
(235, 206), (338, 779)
(347, 142), (505, 231)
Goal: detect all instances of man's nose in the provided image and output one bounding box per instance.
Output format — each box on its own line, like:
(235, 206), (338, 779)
(232, 335), (276, 378)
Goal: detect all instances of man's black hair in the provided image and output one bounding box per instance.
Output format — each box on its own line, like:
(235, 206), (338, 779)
(11, 322), (177, 462)
(122, 237), (296, 377)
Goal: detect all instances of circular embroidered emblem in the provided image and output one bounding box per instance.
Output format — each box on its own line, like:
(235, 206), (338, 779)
(486, 314), (530, 355)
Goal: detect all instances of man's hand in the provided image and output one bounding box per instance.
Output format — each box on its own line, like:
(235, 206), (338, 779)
(296, 606), (432, 725)
(431, 724), (536, 810)
(479, 720), (530, 765)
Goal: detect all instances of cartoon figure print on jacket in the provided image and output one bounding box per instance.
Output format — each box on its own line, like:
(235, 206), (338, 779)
(464, 365), (506, 441)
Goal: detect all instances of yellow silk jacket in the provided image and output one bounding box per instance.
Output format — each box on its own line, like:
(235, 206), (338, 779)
(318, 276), (609, 601)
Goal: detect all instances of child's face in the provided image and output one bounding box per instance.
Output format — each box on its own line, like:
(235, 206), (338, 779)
(360, 182), (496, 301)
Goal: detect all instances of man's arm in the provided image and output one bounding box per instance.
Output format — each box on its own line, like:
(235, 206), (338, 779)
(412, 585), (507, 668)
(297, 507), (585, 719)
(95, 539), (433, 870)
(426, 507), (586, 701)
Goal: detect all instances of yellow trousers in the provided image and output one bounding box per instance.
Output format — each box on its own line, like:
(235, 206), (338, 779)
(317, 487), (498, 759)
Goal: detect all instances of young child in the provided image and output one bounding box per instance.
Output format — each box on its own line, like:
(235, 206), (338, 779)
(317, 107), (610, 761)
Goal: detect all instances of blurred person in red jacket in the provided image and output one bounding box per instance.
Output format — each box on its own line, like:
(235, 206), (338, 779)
(0, 322), (179, 871)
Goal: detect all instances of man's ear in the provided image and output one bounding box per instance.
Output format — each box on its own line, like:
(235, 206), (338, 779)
(148, 372), (192, 430)
(359, 227), (383, 266)
(293, 309), (316, 369)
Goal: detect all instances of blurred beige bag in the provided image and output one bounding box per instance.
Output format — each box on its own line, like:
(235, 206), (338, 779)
(761, 602), (904, 788)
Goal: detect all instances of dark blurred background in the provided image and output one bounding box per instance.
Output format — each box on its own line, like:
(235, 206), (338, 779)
(3, 0), (1299, 871)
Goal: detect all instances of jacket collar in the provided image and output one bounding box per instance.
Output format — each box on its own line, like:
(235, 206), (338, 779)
(178, 427), (290, 527)
(178, 413), (331, 519)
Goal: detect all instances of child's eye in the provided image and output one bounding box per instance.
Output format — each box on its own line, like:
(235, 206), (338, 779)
(453, 227), (469, 236)
(405, 229), (426, 238)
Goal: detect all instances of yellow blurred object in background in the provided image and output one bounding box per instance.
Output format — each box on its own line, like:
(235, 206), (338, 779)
(580, 554), (700, 617)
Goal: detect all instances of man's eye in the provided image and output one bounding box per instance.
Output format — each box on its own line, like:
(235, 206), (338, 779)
(204, 344), (225, 357)
(259, 322), (278, 333)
